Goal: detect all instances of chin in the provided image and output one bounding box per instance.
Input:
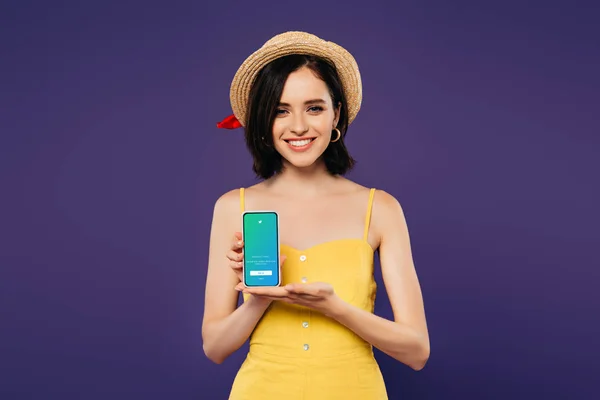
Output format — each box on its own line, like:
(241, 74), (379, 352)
(290, 160), (321, 170)
(281, 155), (321, 169)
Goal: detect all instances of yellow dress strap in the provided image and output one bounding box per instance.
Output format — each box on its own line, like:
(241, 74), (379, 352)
(363, 188), (376, 240)
(239, 188), (245, 213)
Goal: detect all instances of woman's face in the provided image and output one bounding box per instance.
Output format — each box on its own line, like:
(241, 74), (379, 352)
(272, 66), (339, 171)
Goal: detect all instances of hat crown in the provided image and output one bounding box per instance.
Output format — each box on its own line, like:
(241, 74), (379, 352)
(228, 31), (362, 127)
(263, 31), (324, 47)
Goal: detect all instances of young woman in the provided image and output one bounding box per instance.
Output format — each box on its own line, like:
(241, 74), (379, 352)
(202, 31), (429, 399)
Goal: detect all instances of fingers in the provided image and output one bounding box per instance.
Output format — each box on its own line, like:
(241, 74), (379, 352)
(226, 249), (243, 263)
(231, 233), (243, 250)
(243, 286), (289, 298)
(229, 233), (243, 259)
(229, 259), (243, 272)
(227, 251), (243, 279)
(227, 233), (244, 279)
(234, 283), (292, 302)
(284, 283), (320, 297)
(233, 284), (308, 305)
(235, 284), (297, 304)
(234, 283), (287, 298)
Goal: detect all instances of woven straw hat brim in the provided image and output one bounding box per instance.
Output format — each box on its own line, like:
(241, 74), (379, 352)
(229, 31), (362, 127)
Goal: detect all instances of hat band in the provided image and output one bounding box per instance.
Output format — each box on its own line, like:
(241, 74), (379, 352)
(216, 114), (242, 129)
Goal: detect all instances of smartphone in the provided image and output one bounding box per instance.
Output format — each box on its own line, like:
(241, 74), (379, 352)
(242, 211), (281, 287)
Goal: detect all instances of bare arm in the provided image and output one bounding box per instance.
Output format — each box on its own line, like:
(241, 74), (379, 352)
(201, 190), (271, 364)
(326, 190), (430, 370)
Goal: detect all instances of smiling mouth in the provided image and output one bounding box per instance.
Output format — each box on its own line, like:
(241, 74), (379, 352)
(284, 138), (316, 147)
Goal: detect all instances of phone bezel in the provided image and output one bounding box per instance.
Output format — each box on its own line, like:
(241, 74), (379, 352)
(241, 210), (281, 287)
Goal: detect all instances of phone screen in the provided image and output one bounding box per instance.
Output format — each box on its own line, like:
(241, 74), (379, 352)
(242, 211), (280, 287)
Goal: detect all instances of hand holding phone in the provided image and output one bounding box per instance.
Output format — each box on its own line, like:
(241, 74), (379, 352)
(226, 232), (244, 282)
(242, 211), (281, 287)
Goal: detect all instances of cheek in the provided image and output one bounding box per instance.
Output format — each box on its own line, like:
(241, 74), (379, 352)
(313, 119), (333, 135)
(271, 120), (285, 138)
(315, 111), (336, 130)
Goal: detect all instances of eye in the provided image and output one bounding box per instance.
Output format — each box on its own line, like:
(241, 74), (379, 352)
(275, 108), (288, 115)
(308, 106), (324, 113)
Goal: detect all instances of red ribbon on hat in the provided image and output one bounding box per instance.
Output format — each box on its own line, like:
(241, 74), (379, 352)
(216, 114), (242, 129)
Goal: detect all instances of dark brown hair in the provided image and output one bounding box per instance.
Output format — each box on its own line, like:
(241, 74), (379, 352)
(244, 54), (355, 179)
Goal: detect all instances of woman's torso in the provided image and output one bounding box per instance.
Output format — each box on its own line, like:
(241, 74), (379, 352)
(229, 183), (388, 399)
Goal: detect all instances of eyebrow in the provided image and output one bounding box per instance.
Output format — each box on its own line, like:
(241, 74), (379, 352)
(278, 99), (327, 107)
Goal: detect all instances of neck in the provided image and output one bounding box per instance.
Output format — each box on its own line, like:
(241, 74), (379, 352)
(265, 160), (341, 196)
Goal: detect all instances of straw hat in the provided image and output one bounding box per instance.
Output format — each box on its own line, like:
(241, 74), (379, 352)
(226, 31), (362, 128)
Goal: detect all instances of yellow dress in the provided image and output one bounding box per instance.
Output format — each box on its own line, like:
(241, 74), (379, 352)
(229, 188), (388, 400)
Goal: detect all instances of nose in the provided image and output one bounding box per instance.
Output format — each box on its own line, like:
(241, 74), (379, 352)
(289, 113), (309, 135)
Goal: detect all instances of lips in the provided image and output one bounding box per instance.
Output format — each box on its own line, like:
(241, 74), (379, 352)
(283, 137), (316, 152)
(284, 138), (315, 147)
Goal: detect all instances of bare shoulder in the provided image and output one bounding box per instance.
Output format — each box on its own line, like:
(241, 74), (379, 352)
(372, 189), (404, 215)
(212, 188), (242, 217)
(371, 189), (408, 242)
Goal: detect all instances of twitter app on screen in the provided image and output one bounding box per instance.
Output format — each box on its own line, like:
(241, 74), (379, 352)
(243, 212), (279, 286)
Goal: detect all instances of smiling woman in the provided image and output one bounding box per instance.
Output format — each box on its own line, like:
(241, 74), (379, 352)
(244, 54), (354, 179)
(202, 31), (430, 400)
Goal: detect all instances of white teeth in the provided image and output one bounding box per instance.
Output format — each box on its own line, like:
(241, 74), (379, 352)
(288, 139), (312, 147)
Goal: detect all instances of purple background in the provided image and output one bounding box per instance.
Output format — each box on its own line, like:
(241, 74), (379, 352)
(1, 1), (599, 399)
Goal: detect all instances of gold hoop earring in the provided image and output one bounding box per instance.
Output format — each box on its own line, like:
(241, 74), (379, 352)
(331, 128), (341, 143)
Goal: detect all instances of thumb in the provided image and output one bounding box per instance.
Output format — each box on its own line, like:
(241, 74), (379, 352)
(234, 232), (242, 240)
(280, 254), (287, 267)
